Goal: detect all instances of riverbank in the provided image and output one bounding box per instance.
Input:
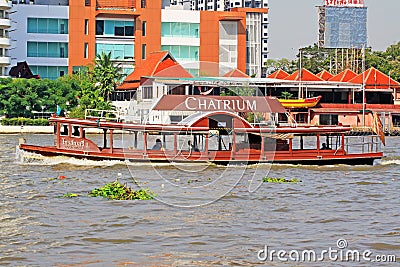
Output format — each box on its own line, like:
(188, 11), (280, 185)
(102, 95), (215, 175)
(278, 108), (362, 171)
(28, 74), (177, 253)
(0, 125), (108, 134)
(0, 125), (53, 134)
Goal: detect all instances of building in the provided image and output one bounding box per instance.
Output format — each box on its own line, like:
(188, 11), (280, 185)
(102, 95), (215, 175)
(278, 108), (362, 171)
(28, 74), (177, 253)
(0, 0), (11, 77)
(7, 0), (267, 79)
(9, 0), (69, 80)
(317, 0), (367, 74)
(167, 0), (269, 76)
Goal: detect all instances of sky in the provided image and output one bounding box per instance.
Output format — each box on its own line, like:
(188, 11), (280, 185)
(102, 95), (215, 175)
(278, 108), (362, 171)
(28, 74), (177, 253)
(268, 0), (400, 59)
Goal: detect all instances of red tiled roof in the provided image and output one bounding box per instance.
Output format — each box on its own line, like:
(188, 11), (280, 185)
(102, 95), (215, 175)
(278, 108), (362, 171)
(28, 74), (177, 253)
(267, 69), (289, 79)
(117, 81), (140, 90)
(284, 69), (324, 81)
(153, 58), (194, 78)
(316, 70), (333, 81)
(348, 67), (400, 89)
(117, 51), (193, 90)
(329, 69), (358, 82)
(223, 68), (249, 78)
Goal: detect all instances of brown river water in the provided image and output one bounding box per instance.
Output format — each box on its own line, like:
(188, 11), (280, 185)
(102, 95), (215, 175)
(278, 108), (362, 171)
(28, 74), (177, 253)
(1, 134), (399, 266)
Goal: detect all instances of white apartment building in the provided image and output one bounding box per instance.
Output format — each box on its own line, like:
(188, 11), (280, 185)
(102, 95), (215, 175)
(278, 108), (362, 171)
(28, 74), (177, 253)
(9, 0), (69, 79)
(0, 0), (11, 77)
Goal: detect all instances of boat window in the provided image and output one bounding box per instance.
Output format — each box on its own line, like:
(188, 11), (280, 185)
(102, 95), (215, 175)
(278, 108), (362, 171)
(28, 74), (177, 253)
(248, 133), (261, 150)
(208, 132), (232, 151)
(276, 139), (289, 151)
(73, 126), (80, 137)
(60, 124), (69, 136)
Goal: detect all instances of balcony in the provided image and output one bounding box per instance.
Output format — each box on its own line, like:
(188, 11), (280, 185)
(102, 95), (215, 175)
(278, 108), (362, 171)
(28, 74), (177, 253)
(0, 0), (11, 9)
(0, 18), (10, 28)
(96, 0), (135, 10)
(0, 56), (10, 65)
(0, 37), (9, 46)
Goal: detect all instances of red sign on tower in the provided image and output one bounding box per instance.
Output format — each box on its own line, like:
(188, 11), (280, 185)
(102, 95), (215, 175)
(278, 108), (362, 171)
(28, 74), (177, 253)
(325, 0), (364, 7)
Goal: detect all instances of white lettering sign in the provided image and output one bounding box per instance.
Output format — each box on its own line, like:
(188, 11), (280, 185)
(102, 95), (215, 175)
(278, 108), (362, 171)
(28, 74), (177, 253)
(184, 96), (257, 111)
(61, 138), (87, 150)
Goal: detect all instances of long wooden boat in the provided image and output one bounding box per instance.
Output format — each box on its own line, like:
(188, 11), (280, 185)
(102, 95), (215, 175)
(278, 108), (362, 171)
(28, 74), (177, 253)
(279, 95), (322, 109)
(18, 110), (383, 165)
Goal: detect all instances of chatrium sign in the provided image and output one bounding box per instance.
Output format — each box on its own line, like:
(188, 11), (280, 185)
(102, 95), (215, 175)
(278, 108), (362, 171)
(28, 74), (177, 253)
(152, 95), (286, 113)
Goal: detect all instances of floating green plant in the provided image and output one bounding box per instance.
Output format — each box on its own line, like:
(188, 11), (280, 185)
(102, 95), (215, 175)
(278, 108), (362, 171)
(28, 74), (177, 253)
(262, 177), (300, 183)
(89, 180), (156, 200)
(57, 193), (79, 198)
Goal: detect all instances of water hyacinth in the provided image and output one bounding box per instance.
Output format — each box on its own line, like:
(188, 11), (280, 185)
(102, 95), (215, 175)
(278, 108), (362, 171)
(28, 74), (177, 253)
(89, 180), (156, 200)
(262, 177), (301, 183)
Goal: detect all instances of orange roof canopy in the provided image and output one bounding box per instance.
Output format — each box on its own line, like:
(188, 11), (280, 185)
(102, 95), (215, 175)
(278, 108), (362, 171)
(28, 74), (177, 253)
(329, 69), (358, 82)
(284, 69), (324, 82)
(117, 51), (193, 90)
(316, 70), (333, 81)
(348, 67), (400, 89)
(267, 69), (289, 79)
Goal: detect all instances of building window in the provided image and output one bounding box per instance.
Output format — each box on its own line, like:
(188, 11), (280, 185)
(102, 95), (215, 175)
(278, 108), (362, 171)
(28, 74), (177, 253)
(84, 43), (88, 58)
(95, 20), (134, 36)
(27, 18), (69, 34)
(320, 114), (339, 125)
(30, 66), (68, 80)
(141, 0), (146, 8)
(142, 87), (153, 99)
(142, 21), (146, 36)
(84, 19), (89, 35)
(85, 0), (90, 6)
(161, 45), (199, 61)
(142, 44), (146, 60)
(161, 22), (200, 38)
(27, 42), (68, 58)
(96, 43), (134, 60)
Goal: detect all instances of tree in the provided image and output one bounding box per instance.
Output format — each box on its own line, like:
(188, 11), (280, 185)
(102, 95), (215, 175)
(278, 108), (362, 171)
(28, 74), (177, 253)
(296, 44), (330, 74)
(92, 51), (124, 102)
(264, 58), (295, 75)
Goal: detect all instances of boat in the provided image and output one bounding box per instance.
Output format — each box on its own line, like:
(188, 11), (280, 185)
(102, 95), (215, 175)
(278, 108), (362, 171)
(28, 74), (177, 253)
(279, 95), (322, 109)
(18, 96), (383, 166)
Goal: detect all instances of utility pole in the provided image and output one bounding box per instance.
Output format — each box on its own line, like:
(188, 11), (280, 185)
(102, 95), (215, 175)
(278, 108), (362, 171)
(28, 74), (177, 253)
(361, 45), (365, 127)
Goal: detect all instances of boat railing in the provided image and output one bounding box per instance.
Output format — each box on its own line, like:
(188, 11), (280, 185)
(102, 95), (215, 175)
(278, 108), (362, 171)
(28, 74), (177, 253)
(85, 109), (123, 122)
(344, 135), (382, 154)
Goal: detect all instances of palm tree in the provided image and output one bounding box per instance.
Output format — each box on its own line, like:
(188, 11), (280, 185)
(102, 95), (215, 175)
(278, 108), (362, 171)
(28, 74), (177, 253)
(92, 51), (124, 102)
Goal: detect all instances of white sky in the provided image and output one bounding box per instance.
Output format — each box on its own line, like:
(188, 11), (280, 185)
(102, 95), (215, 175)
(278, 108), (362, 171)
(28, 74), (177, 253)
(268, 0), (400, 59)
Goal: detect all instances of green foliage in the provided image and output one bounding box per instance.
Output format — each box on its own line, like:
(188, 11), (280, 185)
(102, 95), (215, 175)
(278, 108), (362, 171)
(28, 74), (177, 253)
(0, 77), (79, 118)
(221, 86), (255, 96)
(92, 51), (124, 102)
(1, 117), (49, 126)
(265, 58), (296, 74)
(89, 180), (156, 200)
(365, 42), (400, 82)
(0, 52), (124, 118)
(262, 177), (300, 183)
(280, 91), (293, 99)
(58, 193), (79, 198)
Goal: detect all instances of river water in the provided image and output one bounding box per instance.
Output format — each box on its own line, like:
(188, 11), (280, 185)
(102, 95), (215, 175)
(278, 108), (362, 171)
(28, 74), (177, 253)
(1, 134), (399, 266)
